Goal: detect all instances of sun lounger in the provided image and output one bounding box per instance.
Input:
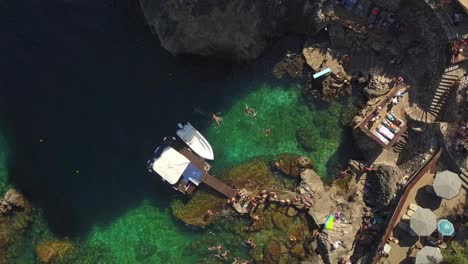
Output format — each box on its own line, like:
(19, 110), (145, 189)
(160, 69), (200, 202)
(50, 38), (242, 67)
(378, 125), (395, 140)
(374, 131), (390, 144)
(387, 113), (403, 126)
(383, 120), (399, 133)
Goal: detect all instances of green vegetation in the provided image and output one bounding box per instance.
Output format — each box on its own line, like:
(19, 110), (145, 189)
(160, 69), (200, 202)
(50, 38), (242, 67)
(442, 241), (468, 264)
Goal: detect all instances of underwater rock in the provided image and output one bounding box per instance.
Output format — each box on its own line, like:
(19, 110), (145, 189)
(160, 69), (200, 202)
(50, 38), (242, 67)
(139, 0), (329, 61)
(170, 191), (225, 227)
(35, 239), (75, 264)
(0, 189), (30, 215)
(135, 242), (158, 261)
(286, 207), (297, 217)
(296, 128), (316, 152)
(272, 155), (312, 178)
(0, 189), (32, 260)
(271, 211), (291, 230)
(4, 189), (28, 210)
(171, 158), (287, 226)
(290, 243), (306, 258)
(263, 240), (282, 263)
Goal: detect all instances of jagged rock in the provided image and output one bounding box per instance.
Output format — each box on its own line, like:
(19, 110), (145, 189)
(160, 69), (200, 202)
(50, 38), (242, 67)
(300, 169), (324, 194)
(347, 160), (365, 176)
(36, 240), (75, 264)
(0, 189), (30, 215)
(273, 155), (312, 178)
(273, 53), (306, 79)
(4, 189), (28, 209)
(364, 165), (404, 208)
(363, 77), (390, 99)
(302, 46), (352, 98)
(140, 0), (328, 61)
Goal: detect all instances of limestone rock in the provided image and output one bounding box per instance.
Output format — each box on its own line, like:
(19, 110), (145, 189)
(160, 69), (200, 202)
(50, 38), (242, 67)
(364, 165), (404, 208)
(4, 189), (28, 209)
(140, 0), (328, 61)
(303, 46), (352, 98)
(363, 77), (391, 99)
(300, 169), (324, 194)
(273, 155), (312, 178)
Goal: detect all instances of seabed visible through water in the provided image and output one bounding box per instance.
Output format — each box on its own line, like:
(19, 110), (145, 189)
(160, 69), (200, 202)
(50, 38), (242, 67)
(0, 82), (362, 263)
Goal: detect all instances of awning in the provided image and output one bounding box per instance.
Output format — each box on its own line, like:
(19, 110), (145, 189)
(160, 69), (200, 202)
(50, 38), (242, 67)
(152, 147), (190, 184)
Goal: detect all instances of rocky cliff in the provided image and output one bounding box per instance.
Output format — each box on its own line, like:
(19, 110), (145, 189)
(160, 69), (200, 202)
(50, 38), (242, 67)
(139, 0), (330, 60)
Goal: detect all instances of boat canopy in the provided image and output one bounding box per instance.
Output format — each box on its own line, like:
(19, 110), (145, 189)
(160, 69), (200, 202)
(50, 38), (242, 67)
(176, 122), (214, 160)
(152, 146), (190, 184)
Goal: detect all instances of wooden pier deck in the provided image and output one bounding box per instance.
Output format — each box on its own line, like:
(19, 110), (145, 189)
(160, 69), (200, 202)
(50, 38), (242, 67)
(170, 139), (236, 198)
(201, 174), (237, 199)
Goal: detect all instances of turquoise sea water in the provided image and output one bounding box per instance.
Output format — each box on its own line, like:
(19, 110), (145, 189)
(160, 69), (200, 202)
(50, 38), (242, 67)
(1, 83), (359, 263)
(0, 1), (361, 263)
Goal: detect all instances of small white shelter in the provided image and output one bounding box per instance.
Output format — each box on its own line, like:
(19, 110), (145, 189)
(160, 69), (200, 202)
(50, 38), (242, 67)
(152, 147), (190, 184)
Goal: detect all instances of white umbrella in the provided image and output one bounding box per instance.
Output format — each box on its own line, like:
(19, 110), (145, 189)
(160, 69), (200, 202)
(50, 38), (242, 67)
(410, 207), (437, 236)
(433, 170), (461, 199)
(415, 246), (442, 264)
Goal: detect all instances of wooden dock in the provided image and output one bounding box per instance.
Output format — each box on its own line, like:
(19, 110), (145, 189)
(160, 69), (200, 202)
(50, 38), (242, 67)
(170, 139), (236, 198)
(201, 174), (237, 199)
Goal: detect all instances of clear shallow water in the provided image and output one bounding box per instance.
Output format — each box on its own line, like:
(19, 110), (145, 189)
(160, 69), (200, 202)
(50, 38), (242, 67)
(0, 1), (361, 263)
(207, 84), (359, 176)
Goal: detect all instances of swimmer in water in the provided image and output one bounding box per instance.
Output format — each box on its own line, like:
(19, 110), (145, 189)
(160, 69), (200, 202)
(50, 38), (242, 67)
(211, 113), (223, 127)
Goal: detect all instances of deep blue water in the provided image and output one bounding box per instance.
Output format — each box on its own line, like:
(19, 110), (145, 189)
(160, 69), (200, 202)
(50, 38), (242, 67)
(0, 0), (245, 236)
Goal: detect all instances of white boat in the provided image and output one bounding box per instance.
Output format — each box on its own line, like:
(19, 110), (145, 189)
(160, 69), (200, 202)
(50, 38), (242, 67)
(176, 122), (214, 160)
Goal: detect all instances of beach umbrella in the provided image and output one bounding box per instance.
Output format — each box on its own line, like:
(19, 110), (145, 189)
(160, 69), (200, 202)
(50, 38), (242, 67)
(437, 219), (455, 237)
(433, 170), (461, 199)
(415, 246), (443, 264)
(410, 207), (437, 236)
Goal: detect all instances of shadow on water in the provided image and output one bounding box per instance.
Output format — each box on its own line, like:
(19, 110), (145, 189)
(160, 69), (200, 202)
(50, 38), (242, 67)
(0, 0), (241, 236)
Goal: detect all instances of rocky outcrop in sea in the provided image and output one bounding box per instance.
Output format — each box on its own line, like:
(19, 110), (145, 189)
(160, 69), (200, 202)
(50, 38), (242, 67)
(0, 189), (33, 263)
(138, 0), (330, 60)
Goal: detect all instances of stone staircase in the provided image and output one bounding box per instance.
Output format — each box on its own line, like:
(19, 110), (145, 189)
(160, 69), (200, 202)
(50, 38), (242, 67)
(392, 130), (409, 153)
(347, 51), (399, 82)
(405, 68), (463, 124)
(428, 72), (460, 121)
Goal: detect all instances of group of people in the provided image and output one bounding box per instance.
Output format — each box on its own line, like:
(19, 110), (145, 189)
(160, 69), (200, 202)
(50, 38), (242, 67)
(208, 245), (251, 263)
(353, 207), (382, 249)
(244, 104), (257, 119)
(454, 123), (468, 152)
